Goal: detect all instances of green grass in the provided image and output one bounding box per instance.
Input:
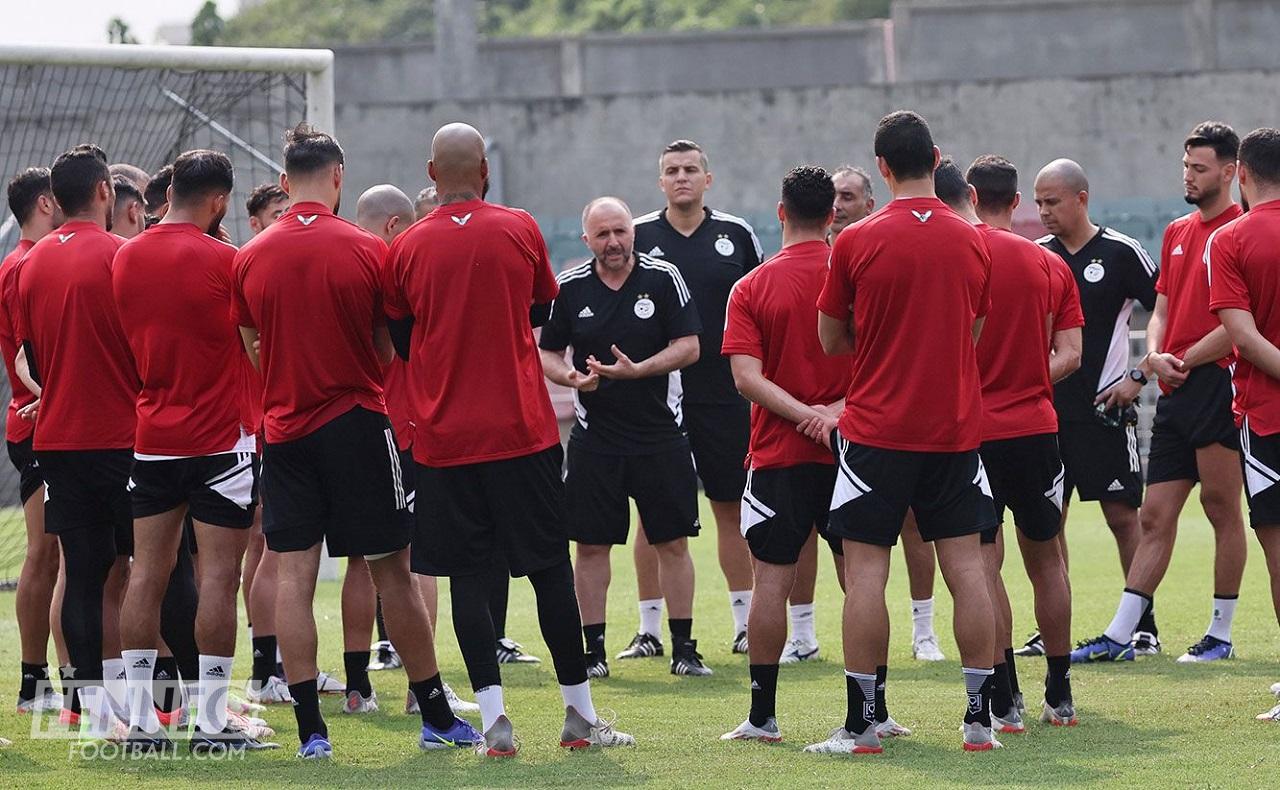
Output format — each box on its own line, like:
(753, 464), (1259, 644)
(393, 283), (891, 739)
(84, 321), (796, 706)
(0, 500), (1276, 788)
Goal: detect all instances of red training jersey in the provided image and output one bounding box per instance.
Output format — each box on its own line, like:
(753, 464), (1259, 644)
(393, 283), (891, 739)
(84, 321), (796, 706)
(975, 225), (1081, 441)
(0, 239), (37, 443)
(1208, 201), (1280, 434)
(231, 202), (389, 444)
(113, 223), (255, 456)
(12, 221), (139, 450)
(817, 198), (991, 452)
(383, 198), (560, 467)
(1157, 204), (1243, 392)
(723, 239), (851, 468)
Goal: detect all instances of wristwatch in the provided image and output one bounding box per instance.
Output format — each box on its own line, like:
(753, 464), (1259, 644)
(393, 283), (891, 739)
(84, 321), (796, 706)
(1128, 368), (1148, 386)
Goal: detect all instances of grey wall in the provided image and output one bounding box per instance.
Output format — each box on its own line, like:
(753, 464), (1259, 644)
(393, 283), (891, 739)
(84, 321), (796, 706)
(332, 0), (1280, 264)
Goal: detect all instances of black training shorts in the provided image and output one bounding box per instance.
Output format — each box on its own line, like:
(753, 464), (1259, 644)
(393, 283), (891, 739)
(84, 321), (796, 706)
(7, 437), (43, 504)
(131, 452), (259, 528)
(741, 463), (842, 564)
(1058, 419), (1143, 508)
(827, 433), (997, 547)
(262, 407), (410, 557)
(1240, 419), (1280, 529)
(564, 441), (700, 546)
(37, 448), (133, 556)
(684, 400), (750, 502)
(1147, 364), (1239, 485)
(978, 433), (1064, 544)
(413, 443), (569, 578)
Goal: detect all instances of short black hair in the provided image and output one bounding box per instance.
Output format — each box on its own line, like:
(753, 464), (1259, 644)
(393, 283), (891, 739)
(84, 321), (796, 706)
(170, 149), (233, 205)
(283, 122), (344, 177)
(1239, 127), (1280, 187)
(966, 154), (1019, 212)
(1184, 121), (1239, 162)
(780, 165), (835, 227)
(874, 111), (935, 181)
(659, 139), (708, 172)
(144, 164), (173, 212)
(50, 144), (110, 218)
(112, 175), (143, 208)
(7, 167), (52, 226)
(246, 183), (288, 216)
(933, 156), (970, 210)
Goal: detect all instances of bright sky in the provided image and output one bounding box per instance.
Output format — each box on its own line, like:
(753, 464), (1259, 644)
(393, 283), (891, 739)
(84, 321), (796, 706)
(1, 0), (235, 46)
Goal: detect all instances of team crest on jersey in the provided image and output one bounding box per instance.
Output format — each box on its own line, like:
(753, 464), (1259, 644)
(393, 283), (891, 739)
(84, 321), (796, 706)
(714, 235), (735, 256)
(634, 295), (655, 319)
(1083, 259), (1105, 283)
(57, 232), (75, 244)
(911, 210), (933, 223)
(297, 215), (318, 226)
(452, 213), (473, 227)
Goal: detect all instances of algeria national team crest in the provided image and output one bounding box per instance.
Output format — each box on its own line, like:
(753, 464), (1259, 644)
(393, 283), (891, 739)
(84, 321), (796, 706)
(1083, 259), (1105, 283)
(715, 235), (735, 256)
(634, 295), (655, 319)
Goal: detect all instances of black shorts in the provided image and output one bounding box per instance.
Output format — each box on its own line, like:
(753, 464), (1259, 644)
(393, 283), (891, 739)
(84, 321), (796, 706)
(262, 407), (410, 557)
(1147, 364), (1240, 485)
(7, 437), (43, 504)
(130, 452), (259, 528)
(36, 449), (133, 556)
(414, 443), (569, 578)
(684, 400), (749, 502)
(827, 433), (997, 547)
(1239, 420), (1280, 529)
(742, 464), (842, 564)
(978, 434), (1065, 544)
(1058, 420), (1143, 509)
(564, 442), (700, 546)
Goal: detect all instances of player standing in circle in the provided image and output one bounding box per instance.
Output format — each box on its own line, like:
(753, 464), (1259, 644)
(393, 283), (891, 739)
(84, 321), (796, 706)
(806, 112), (999, 755)
(2, 167), (66, 715)
(938, 156), (1083, 730)
(112, 149), (273, 753)
(720, 166), (909, 741)
(628, 139), (761, 658)
(1023, 159), (1159, 659)
(1073, 123), (1247, 665)
(232, 124), (476, 758)
(12, 144), (139, 732)
(383, 122), (634, 756)
(540, 197), (707, 680)
(1209, 126), (1280, 722)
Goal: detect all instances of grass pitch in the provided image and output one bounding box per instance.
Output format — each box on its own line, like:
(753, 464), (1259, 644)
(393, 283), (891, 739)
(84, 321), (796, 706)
(0, 499), (1276, 788)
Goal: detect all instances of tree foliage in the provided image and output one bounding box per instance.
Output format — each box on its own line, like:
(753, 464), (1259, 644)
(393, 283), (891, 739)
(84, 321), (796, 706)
(191, 1), (226, 46)
(220, 0), (890, 47)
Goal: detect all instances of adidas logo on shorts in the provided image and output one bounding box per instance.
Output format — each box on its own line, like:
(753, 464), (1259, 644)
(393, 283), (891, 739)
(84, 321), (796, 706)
(1107, 479), (1125, 492)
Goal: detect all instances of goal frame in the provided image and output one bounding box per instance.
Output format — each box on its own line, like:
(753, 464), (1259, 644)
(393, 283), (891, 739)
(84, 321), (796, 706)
(0, 42), (334, 135)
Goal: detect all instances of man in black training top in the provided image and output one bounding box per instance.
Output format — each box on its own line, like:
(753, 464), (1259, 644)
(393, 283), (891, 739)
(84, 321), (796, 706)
(628, 139), (763, 659)
(541, 196), (711, 679)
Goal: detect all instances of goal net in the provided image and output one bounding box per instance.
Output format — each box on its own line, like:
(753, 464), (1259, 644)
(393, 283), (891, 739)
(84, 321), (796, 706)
(0, 43), (333, 584)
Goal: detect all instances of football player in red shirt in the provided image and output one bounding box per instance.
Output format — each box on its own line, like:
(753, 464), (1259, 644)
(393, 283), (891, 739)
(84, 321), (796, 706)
(1208, 126), (1280, 722)
(1, 167), (66, 714)
(12, 144), (138, 731)
(1075, 123), (1248, 666)
(810, 112), (999, 754)
(384, 123), (633, 754)
(233, 124), (475, 757)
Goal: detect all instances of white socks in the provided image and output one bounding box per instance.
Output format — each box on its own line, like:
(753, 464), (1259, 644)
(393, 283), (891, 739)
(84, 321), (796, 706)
(120, 649), (161, 731)
(196, 655), (233, 735)
(1105, 589), (1151, 645)
(474, 685), (506, 733)
(789, 603), (816, 645)
(102, 657), (127, 721)
(911, 598), (936, 641)
(1206, 595), (1239, 643)
(560, 680), (598, 725)
(729, 590), (752, 635)
(638, 598), (664, 638)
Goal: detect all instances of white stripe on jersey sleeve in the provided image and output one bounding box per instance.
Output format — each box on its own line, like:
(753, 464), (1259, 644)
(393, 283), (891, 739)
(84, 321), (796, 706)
(711, 209), (764, 260)
(632, 210), (662, 226)
(1101, 228), (1157, 277)
(1035, 234), (1054, 245)
(637, 254), (692, 305)
(1202, 224), (1227, 286)
(555, 261), (593, 284)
